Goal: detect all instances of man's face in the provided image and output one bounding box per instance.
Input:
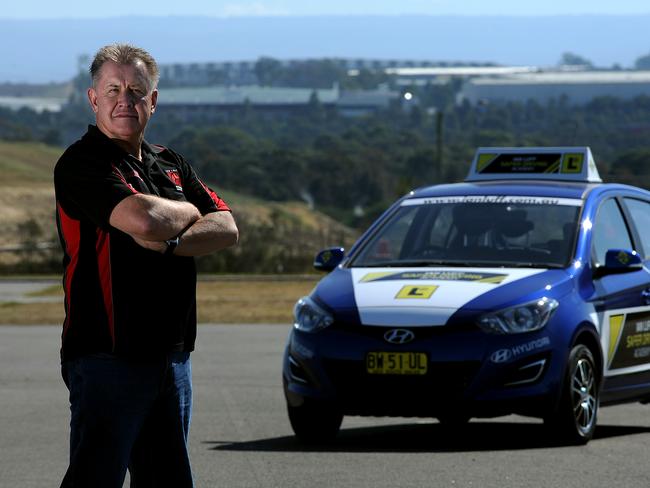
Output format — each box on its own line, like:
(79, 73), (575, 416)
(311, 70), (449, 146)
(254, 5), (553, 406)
(87, 60), (157, 143)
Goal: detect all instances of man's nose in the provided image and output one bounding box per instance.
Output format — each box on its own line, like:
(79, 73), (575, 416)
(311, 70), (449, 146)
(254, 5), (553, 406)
(117, 89), (135, 106)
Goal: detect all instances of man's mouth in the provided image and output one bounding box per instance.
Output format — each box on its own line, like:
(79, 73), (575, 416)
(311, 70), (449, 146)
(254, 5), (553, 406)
(114, 113), (138, 118)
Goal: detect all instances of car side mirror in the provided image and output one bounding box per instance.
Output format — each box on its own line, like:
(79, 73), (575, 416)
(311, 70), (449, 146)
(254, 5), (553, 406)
(594, 249), (643, 278)
(313, 247), (345, 272)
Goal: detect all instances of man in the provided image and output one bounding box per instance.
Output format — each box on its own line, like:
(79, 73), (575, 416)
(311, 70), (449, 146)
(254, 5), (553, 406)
(54, 43), (238, 487)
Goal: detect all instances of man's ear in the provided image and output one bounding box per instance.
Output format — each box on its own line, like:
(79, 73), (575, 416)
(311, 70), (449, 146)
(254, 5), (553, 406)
(87, 87), (99, 113)
(150, 89), (158, 114)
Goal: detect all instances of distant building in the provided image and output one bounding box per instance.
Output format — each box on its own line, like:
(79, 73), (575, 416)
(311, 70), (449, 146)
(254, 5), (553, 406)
(155, 84), (400, 119)
(364, 66), (540, 86)
(336, 86), (399, 117)
(156, 85), (338, 120)
(457, 71), (650, 106)
(0, 96), (66, 113)
(158, 58), (482, 87)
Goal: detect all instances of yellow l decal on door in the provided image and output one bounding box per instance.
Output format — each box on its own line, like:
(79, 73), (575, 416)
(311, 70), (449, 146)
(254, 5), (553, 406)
(395, 285), (438, 299)
(609, 314), (625, 365)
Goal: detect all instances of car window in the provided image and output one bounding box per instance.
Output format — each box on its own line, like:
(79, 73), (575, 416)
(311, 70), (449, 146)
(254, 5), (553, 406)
(624, 198), (650, 260)
(352, 197), (581, 268)
(591, 199), (633, 265)
(357, 205), (419, 262)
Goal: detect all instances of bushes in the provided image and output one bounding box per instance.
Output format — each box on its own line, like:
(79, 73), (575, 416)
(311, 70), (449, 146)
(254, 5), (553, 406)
(196, 210), (357, 274)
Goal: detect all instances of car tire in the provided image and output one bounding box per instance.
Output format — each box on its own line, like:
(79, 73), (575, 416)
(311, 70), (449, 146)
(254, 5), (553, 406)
(545, 344), (599, 445)
(287, 399), (343, 444)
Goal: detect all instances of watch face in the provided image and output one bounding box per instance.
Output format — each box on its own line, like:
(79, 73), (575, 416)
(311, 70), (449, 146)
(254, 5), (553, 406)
(165, 237), (179, 255)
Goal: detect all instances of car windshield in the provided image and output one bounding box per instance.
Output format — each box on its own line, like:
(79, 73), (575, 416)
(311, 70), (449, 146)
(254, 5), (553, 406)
(351, 196), (582, 268)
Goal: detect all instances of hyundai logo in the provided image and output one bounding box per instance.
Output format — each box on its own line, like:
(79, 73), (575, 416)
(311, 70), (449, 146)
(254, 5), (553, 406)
(384, 329), (415, 344)
(490, 348), (514, 364)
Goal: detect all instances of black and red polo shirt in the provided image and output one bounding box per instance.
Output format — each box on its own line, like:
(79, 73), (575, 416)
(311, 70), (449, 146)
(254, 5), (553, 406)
(54, 125), (230, 362)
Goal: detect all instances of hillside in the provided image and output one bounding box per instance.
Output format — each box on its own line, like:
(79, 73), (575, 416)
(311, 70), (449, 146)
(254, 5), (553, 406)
(0, 141), (358, 270)
(0, 142), (60, 250)
(0, 141), (61, 183)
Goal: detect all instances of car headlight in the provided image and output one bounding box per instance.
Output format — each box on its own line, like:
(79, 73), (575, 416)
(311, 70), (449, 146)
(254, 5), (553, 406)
(293, 296), (334, 333)
(477, 297), (559, 334)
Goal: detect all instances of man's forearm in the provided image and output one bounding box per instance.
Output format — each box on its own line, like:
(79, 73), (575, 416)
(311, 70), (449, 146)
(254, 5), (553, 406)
(110, 194), (201, 241)
(173, 211), (239, 257)
(131, 211), (238, 256)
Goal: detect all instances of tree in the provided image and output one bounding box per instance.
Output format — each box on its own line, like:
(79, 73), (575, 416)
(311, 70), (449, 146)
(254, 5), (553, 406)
(608, 149), (650, 187)
(558, 52), (593, 68)
(281, 59), (347, 88)
(254, 57), (283, 86)
(634, 53), (650, 70)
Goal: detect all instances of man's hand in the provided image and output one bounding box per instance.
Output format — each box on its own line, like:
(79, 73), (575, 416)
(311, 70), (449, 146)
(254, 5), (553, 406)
(171, 211), (238, 257)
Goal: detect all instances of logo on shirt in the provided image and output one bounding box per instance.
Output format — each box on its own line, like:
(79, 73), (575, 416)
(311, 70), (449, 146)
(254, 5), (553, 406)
(165, 169), (183, 191)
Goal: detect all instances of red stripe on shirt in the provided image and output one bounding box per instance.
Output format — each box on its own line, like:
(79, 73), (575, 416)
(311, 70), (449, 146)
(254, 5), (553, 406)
(95, 228), (115, 349)
(57, 203), (80, 340)
(199, 181), (230, 211)
(112, 164), (138, 193)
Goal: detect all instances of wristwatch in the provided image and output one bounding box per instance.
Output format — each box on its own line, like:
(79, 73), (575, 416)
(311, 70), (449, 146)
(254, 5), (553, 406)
(164, 236), (180, 256)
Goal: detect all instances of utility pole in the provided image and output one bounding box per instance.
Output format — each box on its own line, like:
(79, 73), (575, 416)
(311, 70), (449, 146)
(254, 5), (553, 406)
(435, 109), (444, 177)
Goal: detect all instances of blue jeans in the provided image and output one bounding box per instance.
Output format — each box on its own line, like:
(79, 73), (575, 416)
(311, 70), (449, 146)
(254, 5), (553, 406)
(60, 352), (193, 488)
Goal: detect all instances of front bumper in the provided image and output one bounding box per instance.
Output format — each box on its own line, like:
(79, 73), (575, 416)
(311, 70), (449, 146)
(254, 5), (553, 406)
(283, 324), (563, 419)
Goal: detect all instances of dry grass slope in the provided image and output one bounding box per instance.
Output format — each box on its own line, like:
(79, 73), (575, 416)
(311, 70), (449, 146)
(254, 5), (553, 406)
(0, 140), (61, 183)
(0, 142), (61, 248)
(0, 141), (357, 268)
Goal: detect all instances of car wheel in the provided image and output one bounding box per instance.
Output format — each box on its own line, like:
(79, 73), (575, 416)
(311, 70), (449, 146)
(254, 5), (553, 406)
(287, 399), (343, 443)
(545, 344), (599, 445)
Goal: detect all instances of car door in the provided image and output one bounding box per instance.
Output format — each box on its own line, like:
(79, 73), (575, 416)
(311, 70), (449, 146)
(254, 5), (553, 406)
(592, 196), (650, 401)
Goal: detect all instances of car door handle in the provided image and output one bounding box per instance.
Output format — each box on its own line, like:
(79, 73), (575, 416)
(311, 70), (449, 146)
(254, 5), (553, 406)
(642, 289), (650, 304)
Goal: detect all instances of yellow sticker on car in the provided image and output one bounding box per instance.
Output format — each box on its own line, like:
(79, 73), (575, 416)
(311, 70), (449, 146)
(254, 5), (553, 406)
(395, 285), (438, 299)
(561, 153), (584, 173)
(359, 270), (508, 284)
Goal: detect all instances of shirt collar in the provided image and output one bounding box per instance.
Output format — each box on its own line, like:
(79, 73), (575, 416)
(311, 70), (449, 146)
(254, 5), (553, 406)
(85, 125), (154, 163)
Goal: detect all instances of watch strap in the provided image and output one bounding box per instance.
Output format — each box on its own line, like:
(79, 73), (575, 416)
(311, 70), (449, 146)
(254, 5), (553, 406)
(164, 236), (180, 256)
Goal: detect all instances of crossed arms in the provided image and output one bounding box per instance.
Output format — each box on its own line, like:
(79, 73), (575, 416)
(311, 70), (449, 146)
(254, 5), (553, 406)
(109, 193), (238, 256)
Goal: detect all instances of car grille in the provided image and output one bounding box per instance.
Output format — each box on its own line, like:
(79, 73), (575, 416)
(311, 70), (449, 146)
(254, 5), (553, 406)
(323, 358), (481, 416)
(332, 323), (476, 338)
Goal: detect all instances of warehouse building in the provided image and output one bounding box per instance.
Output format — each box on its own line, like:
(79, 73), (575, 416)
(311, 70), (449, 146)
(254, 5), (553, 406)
(457, 71), (650, 105)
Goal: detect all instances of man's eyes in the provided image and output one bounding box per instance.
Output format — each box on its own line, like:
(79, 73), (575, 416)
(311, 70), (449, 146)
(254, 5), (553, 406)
(105, 87), (145, 96)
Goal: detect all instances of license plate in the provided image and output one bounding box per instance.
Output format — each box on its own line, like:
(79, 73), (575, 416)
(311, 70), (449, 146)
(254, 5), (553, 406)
(366, 352), (428, 375)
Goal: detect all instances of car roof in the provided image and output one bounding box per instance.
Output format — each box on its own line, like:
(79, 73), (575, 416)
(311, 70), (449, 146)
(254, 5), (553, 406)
(405, 146), (650, 202)
(409, 180), (598, 200)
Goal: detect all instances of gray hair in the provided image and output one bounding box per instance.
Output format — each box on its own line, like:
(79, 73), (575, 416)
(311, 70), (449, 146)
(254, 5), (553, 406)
(90, 43), (160, 90)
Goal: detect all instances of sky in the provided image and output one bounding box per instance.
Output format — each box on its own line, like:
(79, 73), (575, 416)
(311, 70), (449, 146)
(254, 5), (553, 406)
(2, 1), (650, 82)
(3, 0), (650, 18)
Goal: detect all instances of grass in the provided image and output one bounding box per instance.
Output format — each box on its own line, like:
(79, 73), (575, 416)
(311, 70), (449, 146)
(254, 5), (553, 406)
(196, 280), (317, 323)
(26, 284), (62, 296)
(0, 301), (65, 325)
(0, 277), (320, 325)
(0, 140), (62, 183)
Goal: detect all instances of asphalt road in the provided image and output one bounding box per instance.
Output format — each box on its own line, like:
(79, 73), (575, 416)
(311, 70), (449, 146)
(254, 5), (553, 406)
(0, 279), (59, 303)
(2, 324), (650, 488)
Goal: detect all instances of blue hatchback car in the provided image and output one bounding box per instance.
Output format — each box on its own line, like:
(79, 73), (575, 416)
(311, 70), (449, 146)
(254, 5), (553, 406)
(283, 147), (650, 445)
